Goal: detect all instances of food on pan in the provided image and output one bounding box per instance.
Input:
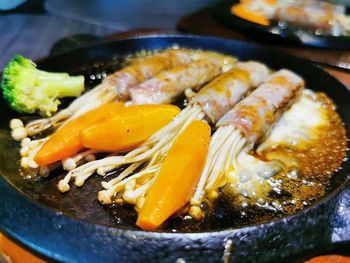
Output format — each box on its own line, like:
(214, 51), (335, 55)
(16, 50), (235, 177)
(94, 61), (269, 208)
(57, 54), (235, 190)
(5, 48), (347, 231)
(231, 0), (350, 37)
(1, 54), (85, 117)
(10, 49), (192, 141)
(192, 69), (304, 215)
(17, 49), (234, 141)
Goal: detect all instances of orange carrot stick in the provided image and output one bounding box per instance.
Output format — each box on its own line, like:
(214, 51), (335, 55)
(231, 3), (271, 26)
(34, 102), (125, 165)
(81, 104), (180, 151)
(265, 0), (277, 5)
(136, 120), (211, 231)
(241, 0), (276, 6)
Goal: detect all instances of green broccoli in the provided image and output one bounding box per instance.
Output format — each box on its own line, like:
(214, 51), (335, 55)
(1, 54), (85, 117)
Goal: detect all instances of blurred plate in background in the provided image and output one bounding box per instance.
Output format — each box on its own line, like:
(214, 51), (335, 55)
(213, 0), (350, 49)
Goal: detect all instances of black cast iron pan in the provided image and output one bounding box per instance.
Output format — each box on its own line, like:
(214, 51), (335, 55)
(0, 34), (349, 262)
(213, 0), (350, 49)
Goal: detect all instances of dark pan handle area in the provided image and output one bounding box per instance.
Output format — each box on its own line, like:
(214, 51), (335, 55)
(0, 35), (349, 262)
(331, 181), (350, 244)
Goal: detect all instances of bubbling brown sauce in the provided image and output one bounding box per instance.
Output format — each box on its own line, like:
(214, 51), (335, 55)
(258, 92), (347, 214)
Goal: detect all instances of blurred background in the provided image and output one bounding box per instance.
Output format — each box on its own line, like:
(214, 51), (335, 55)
(2, 0), (350, 71)
(0, 0), (215, 68)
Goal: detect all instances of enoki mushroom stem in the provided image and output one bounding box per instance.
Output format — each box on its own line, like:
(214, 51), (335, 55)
(191, 125), (247, 206)
(98, 164), (160, 205)
(20, 137), (49, 169)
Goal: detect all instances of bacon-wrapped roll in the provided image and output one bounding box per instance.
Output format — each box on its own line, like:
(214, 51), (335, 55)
(192, 69), (305, 211)
(217, 69), (304, 144)
(129, 51), (240, 105)
(190, 61), (270, 124)
(129, 60), (222, 104)
(105, 49), (193, 101)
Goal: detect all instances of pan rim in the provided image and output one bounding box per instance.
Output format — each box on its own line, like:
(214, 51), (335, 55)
(0, 34), (349, 260)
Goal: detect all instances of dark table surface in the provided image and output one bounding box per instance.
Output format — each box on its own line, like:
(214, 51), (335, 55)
(0, 0), (215, 68)
(0, 14), (115, 69)
(45, 0), (216, 31)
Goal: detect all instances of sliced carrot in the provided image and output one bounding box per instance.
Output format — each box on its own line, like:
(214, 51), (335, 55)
(82, 104), (180, 151)
(136, 120), (211, 231)
(34, 102), (125, 165)
(240, 0), (276, 6)
(231, 3), (271, 26)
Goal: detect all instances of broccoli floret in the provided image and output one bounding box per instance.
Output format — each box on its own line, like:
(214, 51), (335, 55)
(1, 54), (85, 117)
